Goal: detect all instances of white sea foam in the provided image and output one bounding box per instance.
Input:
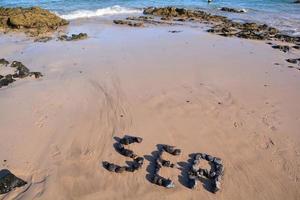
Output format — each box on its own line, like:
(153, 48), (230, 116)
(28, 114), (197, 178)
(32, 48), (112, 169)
(59, 5), (142, 20)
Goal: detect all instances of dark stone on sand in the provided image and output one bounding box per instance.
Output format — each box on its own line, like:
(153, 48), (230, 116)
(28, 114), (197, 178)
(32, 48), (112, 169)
(0, 58), (9, 66)
(169, 30), (182, 33)
(162, 145), (181, 156)
(119, 135), (143, 145)
(286, 58), (300, 64)
(271, 45), (290, 52)
(0, 169), (27, 194)
(220, 7), (246, 13)
(293, 45), (300, 50)
(34, 36), (52, 43)
(10, 61), (30, 78)
(0, 74), (15, 88)
(113, 20), (143, 27)
(58, 33), (88, 41)
(115, 143), (136, 158)
(0, 75), (3, 79)
(152, 175), (175, 188)
(29, 72), (43, 78)
(0, 7), (69, 36)
(115, 166), (126, 173)
(205, 154), (214, 162)
(213, 157), (222, 165)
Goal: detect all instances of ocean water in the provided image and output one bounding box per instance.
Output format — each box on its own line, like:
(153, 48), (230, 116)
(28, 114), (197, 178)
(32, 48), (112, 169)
(1, 0), (300, 35)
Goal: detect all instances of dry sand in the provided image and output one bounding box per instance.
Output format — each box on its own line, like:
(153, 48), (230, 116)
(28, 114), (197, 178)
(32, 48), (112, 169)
(0, 20), (300, 200)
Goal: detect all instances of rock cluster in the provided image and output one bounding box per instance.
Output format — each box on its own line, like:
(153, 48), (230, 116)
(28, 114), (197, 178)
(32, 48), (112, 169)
(151, 144), (181, 188)
(58, 33), (88, 41)
(103, 135), (144, 173)
(188, 153), (224, 193)
(142, 7), (300, 44)
(220, 7), (246, 13)
(0, 59), (43, 88)
(0, 7), (68, 36)
(0, 169), (27, 194)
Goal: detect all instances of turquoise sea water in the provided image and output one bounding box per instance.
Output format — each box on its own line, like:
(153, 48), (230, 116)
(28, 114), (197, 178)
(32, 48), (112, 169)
(1, 0), (300, 35)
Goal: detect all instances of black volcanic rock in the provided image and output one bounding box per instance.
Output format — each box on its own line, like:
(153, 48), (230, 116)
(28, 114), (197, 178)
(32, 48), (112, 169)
(0, 169), (27, 194)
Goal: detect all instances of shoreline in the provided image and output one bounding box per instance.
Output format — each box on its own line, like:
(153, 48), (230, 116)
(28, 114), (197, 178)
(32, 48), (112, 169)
(1, 11), (300, 200)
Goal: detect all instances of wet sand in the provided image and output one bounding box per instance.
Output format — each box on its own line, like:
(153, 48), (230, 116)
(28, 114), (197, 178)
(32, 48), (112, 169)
(0, 20), (300, 199)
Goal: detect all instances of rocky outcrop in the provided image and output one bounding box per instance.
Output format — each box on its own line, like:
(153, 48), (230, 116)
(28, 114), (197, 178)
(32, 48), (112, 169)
(58, 33), (88, 41)
(0, 7), (68, 36)
(0, 169), (27, 194)
(142, 7), (300, 44)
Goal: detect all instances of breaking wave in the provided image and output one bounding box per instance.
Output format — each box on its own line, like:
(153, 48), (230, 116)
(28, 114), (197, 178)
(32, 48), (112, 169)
(59, 5), (142, 20)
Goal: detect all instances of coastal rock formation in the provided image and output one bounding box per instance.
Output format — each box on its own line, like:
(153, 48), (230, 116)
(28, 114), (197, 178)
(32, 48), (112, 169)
(143, 7), (227, 22)
(58, 33), (88, 41)
(0, 169), (27, 194)
(220, 7), (246, 13)
(142, 7), (300, 44)
(0, 7), (69, 36)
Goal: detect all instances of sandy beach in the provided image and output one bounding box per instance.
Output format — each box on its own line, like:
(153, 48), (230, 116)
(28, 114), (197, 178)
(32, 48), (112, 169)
(1, 16), (300, 199)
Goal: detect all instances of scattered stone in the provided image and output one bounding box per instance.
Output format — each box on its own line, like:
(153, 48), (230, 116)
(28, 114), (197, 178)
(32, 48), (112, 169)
(169, 30), (182, 33)
(0, 169), (27, 194)
(271, 44), (290, 52)
(29, 72), (43, 78)
(286, 58), (300, 64)
(0, 59), (42, 89)
(34, 36), (52, 43)
(113, 20), (143, 27)
(0, 7), (69, 36)
(119, 135), (143, 145)
(220, 7), (246, 13)
(0, 58), (9, 66)
(152, 175), (175, 188)
(293, 45), (300, 50)
(58, 33), (88, 41)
